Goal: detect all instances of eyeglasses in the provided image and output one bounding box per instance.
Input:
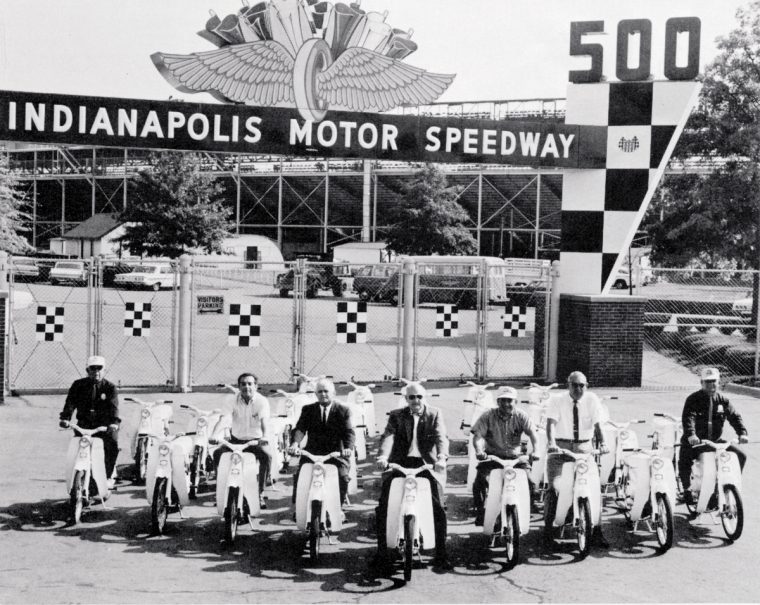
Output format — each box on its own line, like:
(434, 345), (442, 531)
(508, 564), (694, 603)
(569, 382), (587, 387)
(88, 366), (103, 371)
(406, 394), (424, 400)
(316, 390), (331, 393)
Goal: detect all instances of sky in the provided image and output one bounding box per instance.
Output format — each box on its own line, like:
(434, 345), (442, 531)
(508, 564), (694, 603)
(0, 0), (750, 106)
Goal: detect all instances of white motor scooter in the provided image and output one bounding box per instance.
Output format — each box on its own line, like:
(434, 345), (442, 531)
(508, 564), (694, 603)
(294, 450), (345, 562)
(600, 419), (646, 500)
(650, 412), (682, 491)
(385, 463), (442, 582)
(179, 404), (222, 499)
(482, 454), (535, 569)
(519, 383), (558, 499)
(216, 437), (263, 544)
(459, 381), (496, 490)
(145, 431), (193, 535)
(685, 439), (744, 541)
(545, 448), (602, 559)
(124, 397), (173, 484)
(64, 423), (110, 524)
(343, 380), (377, 437)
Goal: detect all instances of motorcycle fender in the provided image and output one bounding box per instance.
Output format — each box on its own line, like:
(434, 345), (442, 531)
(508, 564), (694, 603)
(151, 404), (173, 433)
(461, 402), (475, 436)
(571, 462), (602, 525)
(65, 436), (83, 492)
(348, 455), (358, 495)
(528, 429), (548, 486)
(598, 426), (618, 485)
(696, 452), (717, 513)
(87, 438), (109, 500)
(145, 440), (164, 503)
(650, 458), (677, 511)
(386, 476), (436, 551)
(626, 453), (651, 522)
(295, 463), (314, 530)
(355, 430), (367, 462)
(241, 452), (260, 517)
(717, 452), (742, 494)
(363, 401), (377, 437)
(216, 453), (232, 516)
(170, 443), (190, 506)
(553, 461), (575, 528)
(466, 438), (478, 491)
(313, 465), (342, 532)
(483, 468), (504, 535)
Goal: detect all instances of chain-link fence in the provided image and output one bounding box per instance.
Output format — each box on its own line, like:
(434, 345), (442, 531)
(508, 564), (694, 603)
(642, 267), (760, 388)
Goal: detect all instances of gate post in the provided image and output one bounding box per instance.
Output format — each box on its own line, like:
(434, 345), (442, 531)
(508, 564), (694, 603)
(176, 254), (192, 392)
(0, 251), (7, 402)
(401, 258), (416, 380)
(547, 260), (561, 381)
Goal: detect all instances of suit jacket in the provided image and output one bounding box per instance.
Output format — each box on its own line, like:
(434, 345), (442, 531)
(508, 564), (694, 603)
(379, 405), (449, 465)
(60, 377), (120, 429)
(293, 401), (355, 467)
(682, 390), (747, 441)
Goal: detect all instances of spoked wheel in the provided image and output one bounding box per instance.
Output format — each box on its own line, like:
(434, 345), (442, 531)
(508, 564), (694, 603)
(135, 437), (148, 484)
(403, 513), (415, 582)
(309, 500), (322, 562)
(151, 477), (169, 535)
(503, 505), (520, 570)
(189, 445), (202, 499)
(576, 497), (592, 559)
(721, 484), (744, 542)
(654, 492), (674, 552)
(69, 470), (85, 524)
(224, 487), (239, 544)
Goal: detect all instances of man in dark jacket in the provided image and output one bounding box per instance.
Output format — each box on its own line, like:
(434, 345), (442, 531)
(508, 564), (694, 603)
(59, 355), (121, 484)
(288, 378), (355, 509)
(679, 367), (749, 505)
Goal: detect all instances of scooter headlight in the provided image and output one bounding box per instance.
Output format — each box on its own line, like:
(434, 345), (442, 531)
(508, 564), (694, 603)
(159, 444), (171, 457)
(197, 417), (207, 428)
(285, 399), (294, 409)
(576, 462), (589, 475)
(405, 477), (418, 491)
(719, 451), (731, 463)
(312, 466), (325, 477)
(504, 468), (517, 482)
(651, 457), (665, 471)
(230, 453), (243, 465)
(619, 430), (630, 441)
(141, 409), (151, 419)
(79, 437), (90, 448)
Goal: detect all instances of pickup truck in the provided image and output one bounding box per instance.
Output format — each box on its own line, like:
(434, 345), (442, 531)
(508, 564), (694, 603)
(276, 266), (345, 298)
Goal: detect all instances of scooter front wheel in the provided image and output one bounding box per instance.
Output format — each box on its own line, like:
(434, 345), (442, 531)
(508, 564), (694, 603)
(721, 484), (743, 542)
(309, 500), (322, 562)
(69, 470), (85, 524)
(654, 492), (674, 552)
(135, 437), (148, 485)
(224, 487), (239, 544)
(576, 497), (592, 559)
(189, 445), (203, 499)
(151, 477), (169, 535)
(403, 514), (415, 582)
(503, 505), (520, 569)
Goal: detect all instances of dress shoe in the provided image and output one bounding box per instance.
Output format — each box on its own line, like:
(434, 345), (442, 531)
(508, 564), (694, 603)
(474, 511), (484, 526)
(430, 556), (454, 571)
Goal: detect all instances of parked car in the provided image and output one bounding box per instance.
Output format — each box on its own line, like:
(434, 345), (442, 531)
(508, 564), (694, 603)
(113, 262), (174, 290)
(276, 265), (344, 298)
(11, 257), (40, 282)
(732, 292), (752, 317)
(49, 260), (88, 286)
(611, 265), (654, 289)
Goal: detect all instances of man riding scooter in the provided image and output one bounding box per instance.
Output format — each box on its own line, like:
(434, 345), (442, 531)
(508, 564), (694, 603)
(370, 382), (452, 574)
(59, 355), (120, 491)
(471, 387), (540, 526)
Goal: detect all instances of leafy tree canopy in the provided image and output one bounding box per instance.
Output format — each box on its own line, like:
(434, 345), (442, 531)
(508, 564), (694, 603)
(0, 151), (32, 254)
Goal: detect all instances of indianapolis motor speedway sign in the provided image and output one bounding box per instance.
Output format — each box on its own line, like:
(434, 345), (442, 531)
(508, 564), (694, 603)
(0, 2), (702, 294)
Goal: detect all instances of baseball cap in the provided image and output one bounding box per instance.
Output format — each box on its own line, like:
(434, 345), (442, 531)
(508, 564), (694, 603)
(700, 367), (720, 381)
(496, 386), (518, 400)
(86, 355), (106, 369)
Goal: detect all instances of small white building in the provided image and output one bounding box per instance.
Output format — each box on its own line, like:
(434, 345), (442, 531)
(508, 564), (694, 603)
(332, 241), (396, 265)
(193, 234), (285, 270)
(49, 213), (127, 258)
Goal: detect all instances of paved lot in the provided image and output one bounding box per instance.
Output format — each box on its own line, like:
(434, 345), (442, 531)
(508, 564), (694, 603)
(0, 383), (758, 604)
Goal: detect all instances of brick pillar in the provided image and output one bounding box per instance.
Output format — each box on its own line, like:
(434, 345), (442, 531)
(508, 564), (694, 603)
(0, 291), (7, 403)
(557, 294), (645, 387)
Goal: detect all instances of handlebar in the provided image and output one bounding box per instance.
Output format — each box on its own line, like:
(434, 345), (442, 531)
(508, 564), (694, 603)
(529, 382), (558, 391)
(387, 462), (434, 475)
(606, 419), (646, 429)
(548, 448), (600, 459)
(654, 412), (680, 422)
(125, 397), (173, 406)
(298, 450), (342, 463)
(484, 454), (534, 466)
(66, 423), (108, 436)
(218, 438), (262, 450)
(697, 439), (738, 449)
(179, 404), (222, 416)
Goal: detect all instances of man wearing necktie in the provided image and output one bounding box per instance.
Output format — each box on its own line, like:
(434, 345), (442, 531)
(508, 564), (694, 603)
(288, 378), (355, 512)
(370, 382), (452, 574)
(544, 371), (609, 548)
(679, 367), (748, 507)
(59, 356), (121, 488)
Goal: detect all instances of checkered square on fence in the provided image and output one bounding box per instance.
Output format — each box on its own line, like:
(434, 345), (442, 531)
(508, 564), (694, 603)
(436, 305), (459, 338)
(503, 306), (535, 337)
(124, 302), (152, 337)
(36, 306), (64, 342)
(336, 301), (367, 344)
(228, 303), (261, 347)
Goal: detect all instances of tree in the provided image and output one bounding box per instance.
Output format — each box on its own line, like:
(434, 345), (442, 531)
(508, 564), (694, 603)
(0, 151), (33, 254)
(118, 152), (232, 258)
(385, 164), (477, 256)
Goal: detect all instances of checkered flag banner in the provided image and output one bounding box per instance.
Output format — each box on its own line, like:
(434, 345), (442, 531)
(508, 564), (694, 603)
(503, 305), (535, 338)
(228, 303), (261, 347)
(124, 302), (152, 337)
(36, 306), (64, 342)
(336, 301), (367, 344)
(436, 305), (459, 338)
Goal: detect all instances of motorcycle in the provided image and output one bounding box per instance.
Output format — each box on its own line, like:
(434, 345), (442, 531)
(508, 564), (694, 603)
(649, 412), (682, 491)
(179, 404), (222, 499)
(545, 448), (602, 559)
(64, 423), (110, 524)
(293, 450), (344, 562)
(599, 418), (646, 499)
(384, 462), (442, 582)
(216, 437), (263, 544)
(518, 382), (558, 501)
(459, 381), (496, 490)
(685, 439), (744, 542)
(481, 454), (535, 569)
(146, 431), (193, 535)
(343, 380), (377, 437)
(124, 397), (174, 484)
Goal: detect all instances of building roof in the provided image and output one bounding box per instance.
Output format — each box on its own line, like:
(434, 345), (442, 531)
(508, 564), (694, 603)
(62, 213), (121, 239)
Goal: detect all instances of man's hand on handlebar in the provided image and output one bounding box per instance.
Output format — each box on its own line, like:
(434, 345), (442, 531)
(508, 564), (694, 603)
(529, 453), (541, 463)
(376, 457), (389, 471)
(341, 448), (353, 458)
(687, 435), (700, 447)
(433, 459), (446, 473)
(599, 442), (610, 455)
(108, 423), (119, 433)
(739, 435), (749, 444)
(59, 419), (70, 429)
(288, 445), (300, 456)
(475, 450), (487, 461)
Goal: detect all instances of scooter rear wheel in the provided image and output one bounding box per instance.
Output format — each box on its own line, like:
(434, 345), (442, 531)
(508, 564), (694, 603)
(69, 470), (85, 524)
(309, 500), (321, 562)
(503, 505), (520, 569)
(403, 514), (415, 582)
(654, 492), (674, 552)
(224, 487), (239, 544)
(151, 477), (168, 535)
(189, 445), (203, 499)
(721, 484), (743, 542)
(576, 497), (592, 559)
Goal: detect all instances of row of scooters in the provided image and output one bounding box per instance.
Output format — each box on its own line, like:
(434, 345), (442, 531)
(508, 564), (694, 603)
(62, 377), (745, 579)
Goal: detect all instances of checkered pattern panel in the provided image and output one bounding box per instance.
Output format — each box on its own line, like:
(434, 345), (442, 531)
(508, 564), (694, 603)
(435, 305), (459, 338)
(562, 81), (699, 294)
(336, 301), (367, 343)
(228, 303), (261, 347)
(124, 302), (152, 337)
(504, 305), (535, 337)
(35, 306), (64, 342)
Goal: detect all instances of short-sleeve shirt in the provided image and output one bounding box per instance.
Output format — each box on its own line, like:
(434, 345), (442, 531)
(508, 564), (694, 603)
(471, 407), (533, 458)
(546, 391), (603, 441)
(226, 392), (270, 440)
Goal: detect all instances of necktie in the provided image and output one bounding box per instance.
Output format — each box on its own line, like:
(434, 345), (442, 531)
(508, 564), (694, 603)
(321, 406), (327, 425)
(707, 396), (713, 440)
(412, 414), (420, 448)
(573, 400), (579, 441)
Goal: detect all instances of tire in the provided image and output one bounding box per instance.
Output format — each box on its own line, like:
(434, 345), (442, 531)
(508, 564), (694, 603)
(135, 437), (148, 484)
(50, 279), (58, 286)
(332, 283), (343, 297)
(358, 289), (370, 303)
(403, 514), (415, 582)
(654, 492), (674, 552)
(306, 286), (318, 299)
(152, 282), (161, 292)
(189, 445), (202, 500)
(69, 470), (85, 524)
(309, 500), (321, 562)
(503, 505), (520, 570)
(279, 289), (289, 298)
(576, 497), (592, 559)
(151, 477), (168, 535)
(721, 484), (744, 542)
(224, 487), (239, 544)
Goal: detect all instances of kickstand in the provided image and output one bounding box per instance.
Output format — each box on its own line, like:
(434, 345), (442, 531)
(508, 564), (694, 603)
(489, 534), (498, 548)
(177, 505), (185, 519)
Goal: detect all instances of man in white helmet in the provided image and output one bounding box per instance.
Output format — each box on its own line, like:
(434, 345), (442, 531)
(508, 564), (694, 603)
(59, 355), (121, 485)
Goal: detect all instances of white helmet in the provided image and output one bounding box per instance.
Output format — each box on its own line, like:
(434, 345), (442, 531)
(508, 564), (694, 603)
(86, 355), (106, 369)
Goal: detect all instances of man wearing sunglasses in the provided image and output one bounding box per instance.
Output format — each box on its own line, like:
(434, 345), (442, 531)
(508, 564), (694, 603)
(544, 371), (609, 548)
(370, 382), (452, 574)
(59, 355), (121, 488)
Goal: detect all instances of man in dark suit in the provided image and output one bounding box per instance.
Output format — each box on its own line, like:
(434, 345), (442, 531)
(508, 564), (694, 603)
(370, 382), (452, 574)
(288, 378), (355, 510)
